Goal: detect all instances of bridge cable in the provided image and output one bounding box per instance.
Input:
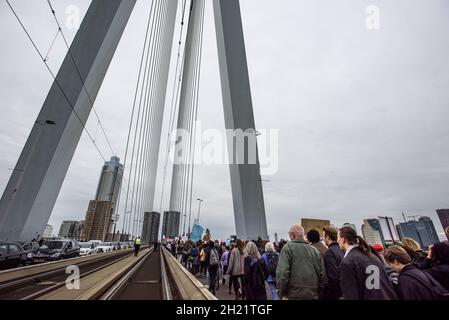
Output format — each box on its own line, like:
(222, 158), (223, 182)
(122, 0), (158, 237)
(128, 0), (164, 238)
(4, 0), (108, 162)
(46, 0), (117, 157)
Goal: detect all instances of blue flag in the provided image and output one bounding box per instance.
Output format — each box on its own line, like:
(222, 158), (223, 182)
(191, 224), (204, 242)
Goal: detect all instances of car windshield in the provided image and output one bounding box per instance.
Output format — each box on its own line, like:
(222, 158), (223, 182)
(80, 243), (92, 248)
(99, 243), (110, 246)
(43, 241), (64, 249)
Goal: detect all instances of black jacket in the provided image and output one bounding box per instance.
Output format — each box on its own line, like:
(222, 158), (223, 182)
(420, 258), (449, 292)
(243, 257), (268, 301)
(322, 242), (344, 300)
(396, 265), (436, 300)
(340, 247), (397, 300)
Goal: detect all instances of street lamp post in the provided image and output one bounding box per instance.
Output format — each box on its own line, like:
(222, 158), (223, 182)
(196, 199), (204, 224)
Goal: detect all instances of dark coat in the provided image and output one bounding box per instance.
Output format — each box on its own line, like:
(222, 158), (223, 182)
(243, 257), (268, 300)
(340, 247), (397, 300)
(396, 265), (436, 300)
(322, 242), (344, 300)
(420, 258), (449, 292)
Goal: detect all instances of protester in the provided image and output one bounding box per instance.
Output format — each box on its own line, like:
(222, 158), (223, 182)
(191, 243), (200, 276)
(276, 225), (326, 300)
(401, 237), (427, 266)
(338, 227), (397, 300)
(221, 246), (230, 285)
(226, 243), (236, 294)
(227, 239), (246, 300)
(384, 245), (448, 300)
(243, 241), (269, 300)
(419, 242), (449, 292)
(199, 245), (207, 276)
(307, 229), (328, 258)
(321, 226), (344, 300)
(207, 241), (220, 295)
(370, 245), (399, 288)
(262, 242), (280, 300)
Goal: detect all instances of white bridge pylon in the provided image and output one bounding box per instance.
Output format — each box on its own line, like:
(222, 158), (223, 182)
(0, 0), (268, 242)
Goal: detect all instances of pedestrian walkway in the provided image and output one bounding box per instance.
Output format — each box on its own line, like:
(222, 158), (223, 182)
(196, 276), (273, 300)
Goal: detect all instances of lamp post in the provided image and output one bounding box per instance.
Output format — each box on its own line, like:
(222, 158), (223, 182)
(196, 199), (204, 224)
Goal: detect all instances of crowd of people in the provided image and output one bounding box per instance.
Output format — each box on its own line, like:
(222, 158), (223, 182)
(163, 225), (449, 300)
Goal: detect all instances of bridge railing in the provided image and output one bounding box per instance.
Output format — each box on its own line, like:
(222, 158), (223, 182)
(161, 247), (217, 300)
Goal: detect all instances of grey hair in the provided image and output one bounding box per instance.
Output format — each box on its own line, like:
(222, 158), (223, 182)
(289, 225), (305, 238)
(265, 242), (275, 253)
(245, 241), (261, 259)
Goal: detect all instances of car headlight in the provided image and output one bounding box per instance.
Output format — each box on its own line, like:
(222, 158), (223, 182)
(51, 253), (61, 258)
(27, 253), (32, 258)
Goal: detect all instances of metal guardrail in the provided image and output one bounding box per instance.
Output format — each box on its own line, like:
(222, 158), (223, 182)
(160, 248), (173, 300)
(161, 247), (217, 301)
(0, 248), (136, 285)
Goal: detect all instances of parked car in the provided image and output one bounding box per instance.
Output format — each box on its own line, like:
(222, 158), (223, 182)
(0, 242), (28, 270)
(21, 241), (42, 264)
(79, 242), (98, 256)
(120, 242), (129, 250)
(30, 240), (80, 263)
(96, 242), (114, 253)
(89, 240), (102, 248)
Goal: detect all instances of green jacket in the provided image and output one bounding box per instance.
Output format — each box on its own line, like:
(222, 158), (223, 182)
(276, 239), (326, 300)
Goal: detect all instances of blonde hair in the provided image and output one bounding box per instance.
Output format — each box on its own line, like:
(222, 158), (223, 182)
(245, 242), (261, 259)
(265, 242), (275, 253)
(402, 237), (421, 251)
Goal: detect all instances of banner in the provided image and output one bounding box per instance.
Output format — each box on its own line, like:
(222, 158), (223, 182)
(191, 224), (205, 242)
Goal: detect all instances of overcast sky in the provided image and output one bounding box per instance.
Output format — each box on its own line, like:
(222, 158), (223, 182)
(1, 0), (448, 241)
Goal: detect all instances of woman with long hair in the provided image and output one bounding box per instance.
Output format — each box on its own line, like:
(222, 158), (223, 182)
(227, 239), (246, 300)
(243, 241), (269, 300)
(338, 227), (397, 300)
(419, 241), (449, 291)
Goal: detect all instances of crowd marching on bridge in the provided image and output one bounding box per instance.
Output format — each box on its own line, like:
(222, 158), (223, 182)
(163, 225), (449, 300)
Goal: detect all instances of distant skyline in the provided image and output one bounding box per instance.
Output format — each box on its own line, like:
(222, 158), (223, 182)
(1, 0), (449, 241)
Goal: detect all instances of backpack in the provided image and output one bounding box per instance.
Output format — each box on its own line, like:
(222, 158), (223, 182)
(209, 248), (220, 266)
(251, 259), (270, 289)
(408, 271), (449, 300)
(191, 247), (198, 257)
(267, 253), (279, 277)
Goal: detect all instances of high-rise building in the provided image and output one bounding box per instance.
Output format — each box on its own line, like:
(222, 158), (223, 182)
(142, 212), (161, 244)
(95, 156), (123, 234)
(378, 216), (400, 244)
(419, 216), (439, 245)
(43, 225), (53, 239)
(83, 201), (113, 241)
(437, 209), (449, 240)
(162, 211), (180, 239)
(397, 220), (432, 249)
(362, 219), (384, 246)
(58, 221), (82, 239)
